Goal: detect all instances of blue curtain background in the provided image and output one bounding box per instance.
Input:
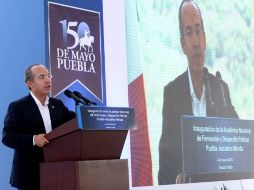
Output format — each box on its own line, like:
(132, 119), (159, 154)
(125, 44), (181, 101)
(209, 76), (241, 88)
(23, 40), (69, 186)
(0, 1), (45, 189)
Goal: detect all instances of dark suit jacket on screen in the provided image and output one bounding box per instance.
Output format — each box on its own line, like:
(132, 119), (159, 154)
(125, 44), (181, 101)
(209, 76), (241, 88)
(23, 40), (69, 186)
(2, 94), (76, 189)
(158, 70), (238, 185)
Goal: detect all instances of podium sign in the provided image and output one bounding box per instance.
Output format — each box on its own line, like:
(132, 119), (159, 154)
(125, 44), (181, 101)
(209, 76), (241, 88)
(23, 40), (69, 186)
(181, 116), (254, 178)
(76, 106), (135, 130)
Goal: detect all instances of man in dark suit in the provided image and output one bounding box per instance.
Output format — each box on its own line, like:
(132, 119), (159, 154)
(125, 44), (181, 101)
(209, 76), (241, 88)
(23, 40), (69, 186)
(2, 64), (76, 190)
(158, 0), (238, 185)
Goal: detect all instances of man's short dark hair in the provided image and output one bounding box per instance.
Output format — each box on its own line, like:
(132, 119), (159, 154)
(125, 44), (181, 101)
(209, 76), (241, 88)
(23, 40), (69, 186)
(178, 0), (204, 37)
(24, 64), (41, 83)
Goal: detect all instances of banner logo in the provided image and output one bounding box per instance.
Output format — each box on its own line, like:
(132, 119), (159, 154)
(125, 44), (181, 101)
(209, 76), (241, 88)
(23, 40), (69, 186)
(57, 20), (96, 73)
(48, 2), (105, 104)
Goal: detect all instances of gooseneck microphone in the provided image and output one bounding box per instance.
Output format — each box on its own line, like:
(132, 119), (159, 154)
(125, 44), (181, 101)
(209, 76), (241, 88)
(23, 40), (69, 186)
(64, 89), (85, 106)
(204, 68), (215, 107)
(216, 71), (227, 109)
(73, 91), (97, 106)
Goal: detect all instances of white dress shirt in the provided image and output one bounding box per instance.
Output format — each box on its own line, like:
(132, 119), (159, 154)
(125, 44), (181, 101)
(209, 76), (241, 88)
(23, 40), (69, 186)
(188, 68), (207, 117)
(30, 92), (52, 145)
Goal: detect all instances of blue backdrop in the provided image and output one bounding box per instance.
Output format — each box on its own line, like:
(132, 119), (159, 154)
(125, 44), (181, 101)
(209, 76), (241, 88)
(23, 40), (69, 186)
(0, 1), (45, 189)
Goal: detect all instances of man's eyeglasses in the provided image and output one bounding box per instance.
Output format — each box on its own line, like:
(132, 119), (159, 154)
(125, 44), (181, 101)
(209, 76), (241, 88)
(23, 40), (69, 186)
(37, 74), (53, 80)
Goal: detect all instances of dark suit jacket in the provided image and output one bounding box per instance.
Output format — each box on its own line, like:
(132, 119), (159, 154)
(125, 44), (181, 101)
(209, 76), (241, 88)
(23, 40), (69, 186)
(158, 70), (238, 185)
(2, 94), (76, 189)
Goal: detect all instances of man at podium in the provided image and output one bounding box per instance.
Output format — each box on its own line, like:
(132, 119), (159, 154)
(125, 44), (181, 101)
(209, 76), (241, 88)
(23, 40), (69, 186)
(2, 64), (76, 190)
(158, 0), (238, 185)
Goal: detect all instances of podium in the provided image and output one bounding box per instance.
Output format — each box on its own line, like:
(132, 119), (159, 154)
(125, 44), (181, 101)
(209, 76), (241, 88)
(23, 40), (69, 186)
(40, 106), (135, 190)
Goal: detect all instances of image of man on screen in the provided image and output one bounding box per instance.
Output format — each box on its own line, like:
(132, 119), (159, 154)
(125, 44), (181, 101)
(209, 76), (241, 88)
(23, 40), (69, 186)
(158, 0), (238, 185)
(2, 64), (76, 190)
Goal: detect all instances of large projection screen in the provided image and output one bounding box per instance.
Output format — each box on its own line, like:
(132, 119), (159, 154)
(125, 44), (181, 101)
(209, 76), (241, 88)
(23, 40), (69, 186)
(125, 0), (254, 188)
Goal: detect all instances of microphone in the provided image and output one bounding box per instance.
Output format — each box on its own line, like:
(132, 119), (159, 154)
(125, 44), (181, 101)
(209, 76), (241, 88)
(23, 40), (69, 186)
(64, 90), (85, 106)
(204, 68), (214, 107)
(216, 71), (227, 109)
(73, 91), (97, 106)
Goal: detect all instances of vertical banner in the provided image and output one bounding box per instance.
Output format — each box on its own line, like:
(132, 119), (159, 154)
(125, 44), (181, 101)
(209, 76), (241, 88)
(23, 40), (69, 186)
(45, 1), (106, 110)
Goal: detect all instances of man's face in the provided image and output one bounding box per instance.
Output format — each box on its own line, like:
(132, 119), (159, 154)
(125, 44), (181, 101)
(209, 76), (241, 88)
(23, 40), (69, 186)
(27, 65), (52, 98)
(181, 2), (206, 75)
